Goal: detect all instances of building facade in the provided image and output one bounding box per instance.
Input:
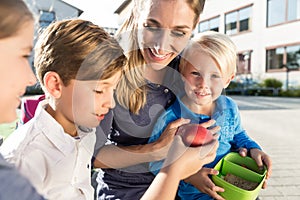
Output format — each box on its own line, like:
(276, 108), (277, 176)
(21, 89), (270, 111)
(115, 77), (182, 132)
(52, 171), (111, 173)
(198, 0), (300, 89)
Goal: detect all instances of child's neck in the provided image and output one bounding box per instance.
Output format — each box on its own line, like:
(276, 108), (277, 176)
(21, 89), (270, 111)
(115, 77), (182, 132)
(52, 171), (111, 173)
(45, 105), (78, 137)
(181, 95), (215, 116)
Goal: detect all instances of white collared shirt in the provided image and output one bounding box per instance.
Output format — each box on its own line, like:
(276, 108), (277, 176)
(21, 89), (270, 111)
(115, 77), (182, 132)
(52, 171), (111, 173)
(0, 100), (96, 200)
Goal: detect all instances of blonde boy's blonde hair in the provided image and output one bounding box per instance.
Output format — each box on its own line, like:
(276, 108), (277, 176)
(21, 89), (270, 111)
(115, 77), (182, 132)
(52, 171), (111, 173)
(34, 19), (126, 88)
(180, 31), (237, 78)
(116, 0), (206, 114)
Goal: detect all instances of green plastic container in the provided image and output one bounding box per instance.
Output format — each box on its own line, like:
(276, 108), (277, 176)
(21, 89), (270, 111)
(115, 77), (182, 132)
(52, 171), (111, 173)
(212, 152), (267, 200)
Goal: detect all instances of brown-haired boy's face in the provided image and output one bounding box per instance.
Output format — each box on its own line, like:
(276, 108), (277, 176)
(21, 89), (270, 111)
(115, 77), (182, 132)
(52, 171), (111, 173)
(55, 71), (121, 131)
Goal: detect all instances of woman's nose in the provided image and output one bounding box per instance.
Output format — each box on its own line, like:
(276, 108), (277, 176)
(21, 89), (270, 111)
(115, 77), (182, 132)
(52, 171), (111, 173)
(154, 28), (172, 54)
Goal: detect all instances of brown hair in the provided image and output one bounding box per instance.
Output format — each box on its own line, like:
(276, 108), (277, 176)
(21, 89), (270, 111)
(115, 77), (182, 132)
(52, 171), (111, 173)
(0, 0), (33, 39)
(116, 0), (206, 114)
(34, 19), (126, 87)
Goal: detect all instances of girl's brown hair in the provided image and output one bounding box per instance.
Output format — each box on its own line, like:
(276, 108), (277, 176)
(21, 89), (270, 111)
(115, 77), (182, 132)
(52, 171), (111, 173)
(0, 0), (33, 39)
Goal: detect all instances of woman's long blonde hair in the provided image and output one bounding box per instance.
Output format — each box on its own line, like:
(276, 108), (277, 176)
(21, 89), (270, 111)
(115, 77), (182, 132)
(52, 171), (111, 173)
(116, 0), (206, 114)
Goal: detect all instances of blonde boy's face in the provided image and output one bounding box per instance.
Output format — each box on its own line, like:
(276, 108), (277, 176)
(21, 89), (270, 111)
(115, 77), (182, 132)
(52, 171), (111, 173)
(58, 71), (121, 129)
(0, 21), (36, 123)
(181, 51), (232, 110)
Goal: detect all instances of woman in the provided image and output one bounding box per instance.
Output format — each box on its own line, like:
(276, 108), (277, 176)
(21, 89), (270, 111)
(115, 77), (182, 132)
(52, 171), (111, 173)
(0, 0), (44, 199)
(93, 0), (219, 199)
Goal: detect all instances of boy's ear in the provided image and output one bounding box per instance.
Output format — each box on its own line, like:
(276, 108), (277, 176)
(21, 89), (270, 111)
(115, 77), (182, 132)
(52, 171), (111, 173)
(43, 72), (63, 98)
(224, 74), (235, 89)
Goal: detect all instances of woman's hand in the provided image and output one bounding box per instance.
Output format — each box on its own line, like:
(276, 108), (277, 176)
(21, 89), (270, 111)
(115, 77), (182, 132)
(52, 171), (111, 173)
(239, 148), (272, 188)
(150, 118), (191, 161)
(184, 168), (225, 200)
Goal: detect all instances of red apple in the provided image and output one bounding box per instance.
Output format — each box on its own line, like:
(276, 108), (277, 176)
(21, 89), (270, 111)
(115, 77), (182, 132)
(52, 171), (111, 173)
(176, 124), (214, 147)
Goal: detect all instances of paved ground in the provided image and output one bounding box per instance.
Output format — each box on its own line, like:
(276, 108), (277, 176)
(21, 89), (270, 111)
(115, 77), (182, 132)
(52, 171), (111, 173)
(230, 96), (300, 200)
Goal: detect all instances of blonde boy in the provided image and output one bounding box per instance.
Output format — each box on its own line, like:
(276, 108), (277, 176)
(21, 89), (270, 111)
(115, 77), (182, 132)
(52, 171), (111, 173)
(0, 19), (125, 200)
(149, 31), (271, 200)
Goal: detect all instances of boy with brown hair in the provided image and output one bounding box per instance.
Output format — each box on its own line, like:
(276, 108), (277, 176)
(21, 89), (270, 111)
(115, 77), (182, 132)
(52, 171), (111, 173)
(1, 19), (126, 200)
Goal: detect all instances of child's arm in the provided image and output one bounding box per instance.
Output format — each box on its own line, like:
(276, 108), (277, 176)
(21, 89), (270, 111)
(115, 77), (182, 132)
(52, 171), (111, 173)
(93, 118), (190, 169)
(141, 135), (219, 200)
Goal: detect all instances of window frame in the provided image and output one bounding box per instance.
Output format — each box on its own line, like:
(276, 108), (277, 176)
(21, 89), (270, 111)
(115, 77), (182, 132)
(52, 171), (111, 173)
(198, 15), (220, 33)
(224, 4), (253, 36)
(266, 42), (300, 72)
(267, 0), (300, 27)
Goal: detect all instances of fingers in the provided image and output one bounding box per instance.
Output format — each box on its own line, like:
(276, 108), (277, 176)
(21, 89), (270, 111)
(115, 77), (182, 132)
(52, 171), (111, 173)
(209, 189), (225, 200)
(203, 182), (225, 200)
(262, 179), (268, 189)
(199, 119), (216, 128)
(198, 138), (219, 159)
(166, 118), (190, 130)
(238, 148), (248, 157)
(199, 119), (221, 134)
(202, 167), (219, 176)
(263, 154), (272, 179)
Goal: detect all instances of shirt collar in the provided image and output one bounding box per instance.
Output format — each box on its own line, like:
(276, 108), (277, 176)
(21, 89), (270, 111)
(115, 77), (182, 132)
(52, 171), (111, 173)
(34, 100), (95, 155)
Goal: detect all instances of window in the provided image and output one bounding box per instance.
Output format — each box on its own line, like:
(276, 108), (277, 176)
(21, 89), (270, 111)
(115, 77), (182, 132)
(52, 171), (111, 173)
(266, 44), (300, 71)
(237, 51), (252, 74)
(39, 10), (55, 29)
(225, 6), (252, 35)
(286, 45), (300, 69)
(266, 47), (284, 71)
(198, 16), (220, 33)
(267, 0), (300, 26)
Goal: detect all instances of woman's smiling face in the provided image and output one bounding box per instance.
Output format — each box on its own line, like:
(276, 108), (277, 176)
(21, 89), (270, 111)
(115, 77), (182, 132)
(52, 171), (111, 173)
(137, 0), (195, 70)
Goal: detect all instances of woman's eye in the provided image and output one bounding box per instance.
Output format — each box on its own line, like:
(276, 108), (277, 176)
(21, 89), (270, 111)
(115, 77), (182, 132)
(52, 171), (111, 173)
(171, 30), (186, 37)
(191, 71), (200, 76)
(143, 23), (160, 32)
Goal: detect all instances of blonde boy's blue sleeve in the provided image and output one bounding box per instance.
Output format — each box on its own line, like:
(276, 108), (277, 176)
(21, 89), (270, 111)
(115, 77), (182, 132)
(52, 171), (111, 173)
(231, 100), (262, 150)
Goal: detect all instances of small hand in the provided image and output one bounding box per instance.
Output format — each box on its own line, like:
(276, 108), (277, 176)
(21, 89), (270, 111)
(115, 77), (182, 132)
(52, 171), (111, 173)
(185, 167), (225, 200)
(238, 148), (272, 189)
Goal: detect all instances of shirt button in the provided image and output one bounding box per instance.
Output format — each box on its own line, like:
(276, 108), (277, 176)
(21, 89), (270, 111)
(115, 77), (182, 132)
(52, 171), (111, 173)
(164, 89), (169, 93)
